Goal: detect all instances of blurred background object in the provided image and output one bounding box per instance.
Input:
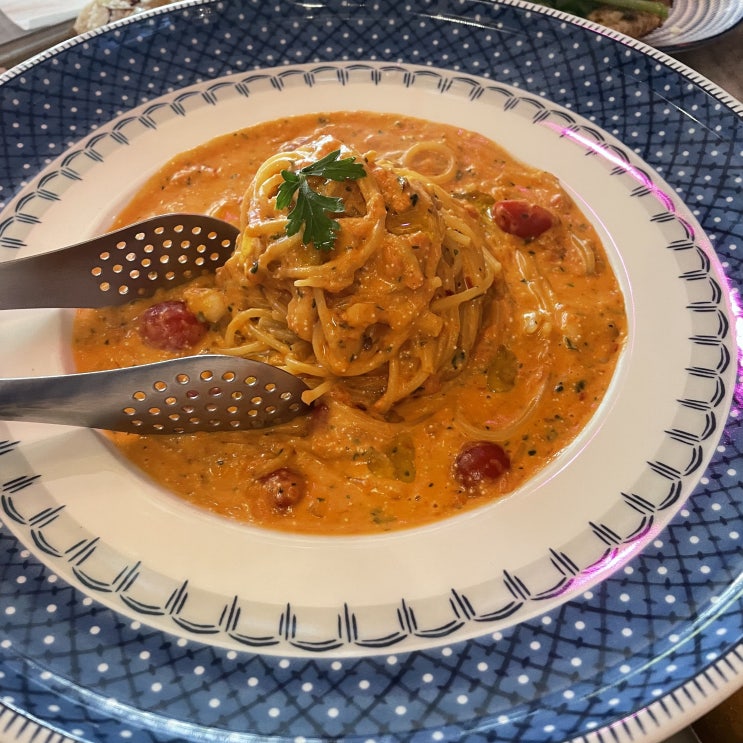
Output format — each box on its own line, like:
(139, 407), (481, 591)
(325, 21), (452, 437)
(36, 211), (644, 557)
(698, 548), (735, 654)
(693, 686), (743, 743)
(0, 0), (177, 69)
(0, 0), (87, 30)
(73, 0), (174, 34)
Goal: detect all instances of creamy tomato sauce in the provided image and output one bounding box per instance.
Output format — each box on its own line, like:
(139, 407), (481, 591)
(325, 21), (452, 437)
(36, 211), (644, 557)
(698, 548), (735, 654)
(73, 112), (626, 535)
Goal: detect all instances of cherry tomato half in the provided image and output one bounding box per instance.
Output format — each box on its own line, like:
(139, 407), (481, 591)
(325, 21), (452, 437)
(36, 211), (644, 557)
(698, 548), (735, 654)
(491, 200), (555, 239)
(454, 441), (511, 488)
(138, 300), (208, 351)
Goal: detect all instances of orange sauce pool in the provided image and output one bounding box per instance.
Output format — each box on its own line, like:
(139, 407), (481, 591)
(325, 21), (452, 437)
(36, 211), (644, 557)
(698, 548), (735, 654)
(73, 111), (626, 535)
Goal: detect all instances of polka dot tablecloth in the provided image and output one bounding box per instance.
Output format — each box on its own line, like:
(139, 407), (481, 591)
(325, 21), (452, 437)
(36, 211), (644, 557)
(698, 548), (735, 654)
(0, 1), (742, 742)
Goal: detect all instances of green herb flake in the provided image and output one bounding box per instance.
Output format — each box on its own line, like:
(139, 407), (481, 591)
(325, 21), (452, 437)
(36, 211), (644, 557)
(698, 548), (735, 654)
(371, 507), (396, 525)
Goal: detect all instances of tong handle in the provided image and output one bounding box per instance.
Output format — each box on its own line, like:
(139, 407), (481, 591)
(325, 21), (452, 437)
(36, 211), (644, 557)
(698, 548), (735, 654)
(0, 214), (239, 309)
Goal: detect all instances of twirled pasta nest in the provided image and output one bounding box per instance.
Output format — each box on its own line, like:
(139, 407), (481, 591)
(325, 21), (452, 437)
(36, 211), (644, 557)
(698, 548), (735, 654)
(216, 135), (500, 414)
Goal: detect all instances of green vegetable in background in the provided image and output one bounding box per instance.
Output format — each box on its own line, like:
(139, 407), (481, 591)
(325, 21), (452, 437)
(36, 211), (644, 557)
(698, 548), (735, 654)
(530, 0), (669, 19)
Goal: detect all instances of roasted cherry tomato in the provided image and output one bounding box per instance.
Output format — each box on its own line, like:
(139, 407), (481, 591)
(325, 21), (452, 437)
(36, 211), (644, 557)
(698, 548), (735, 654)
(260, 468), (306, 509)
(138, 300), (208, 351)
(491, 200), (555, 239)
(454, 441), (510, 488)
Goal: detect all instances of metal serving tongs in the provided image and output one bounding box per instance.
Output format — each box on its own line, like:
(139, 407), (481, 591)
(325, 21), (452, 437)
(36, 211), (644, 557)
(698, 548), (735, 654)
(0, 214), (311, 433)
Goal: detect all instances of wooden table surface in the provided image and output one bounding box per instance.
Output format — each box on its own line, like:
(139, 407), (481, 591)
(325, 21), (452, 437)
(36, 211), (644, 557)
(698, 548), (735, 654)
(0, 7), (741, 743)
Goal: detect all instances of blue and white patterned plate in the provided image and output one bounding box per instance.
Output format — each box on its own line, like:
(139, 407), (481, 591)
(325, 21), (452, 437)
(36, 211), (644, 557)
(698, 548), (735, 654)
(0, 2), (741, 742)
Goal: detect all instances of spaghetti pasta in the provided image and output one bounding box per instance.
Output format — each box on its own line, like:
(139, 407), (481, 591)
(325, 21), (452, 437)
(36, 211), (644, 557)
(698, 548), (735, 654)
(216, 134), (498, 413)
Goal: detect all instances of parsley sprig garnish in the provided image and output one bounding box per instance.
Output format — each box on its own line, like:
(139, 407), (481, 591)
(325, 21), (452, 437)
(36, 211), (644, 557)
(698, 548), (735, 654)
(276, 149), (366, 252)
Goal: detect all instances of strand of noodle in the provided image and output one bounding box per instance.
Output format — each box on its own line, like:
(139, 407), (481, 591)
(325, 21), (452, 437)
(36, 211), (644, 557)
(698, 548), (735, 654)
(258, 172), (287, 199)
(282, 358), (332, 377)
(301, 380), (333, 405)
(310, 287), (337, 365)
(375, 365), (431, 412)
(393, 241), (426, 287)
(223, 315), (261, 348)
(441, 208), (480, 250)
(263, 325), (299, 347)
(570, 233), (596, 275)
(431, 238), (495, 312)
(252, 152), (297, 195)
(225, 309), (294, 356)
(432, 326), (460, 372)
(263, 290), (291, 318)
(453, 369), (551, 442)
(459, 257), (495, 301)
(380, 356), (401, 411)
(243, 219), (290, 238)
(467, 243), (498, 284)
(519, 251), (562, 329)
(233, 308), (275, 320)
(443, 208), (476, 230)
(417, 340), (439, 376)
(445, 229), (473, 248)
(371, 371), (403, 414)
(441, 210), (496, 283)
(514, 249), (551, 334)
(401, 141), (457, 184)
(482, 249), (502, 276)
(241, 152), (297, 225)
(220, 342), (266, 356)
(430, 284), (489, 312)
(406, 175), (462, 212)
(254, 235), (301, 271)
(375, 336), (441, 411)
(309, 291), (376, 375)
(457, 304), (483, 358)
(442, 247), (463, 279)
(416, 310), (445, 336)
(223, 308), (275, 343)
(313, 328), (402, 377)
(356, 335), (411, 375)
(244, 322), (293, 354)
